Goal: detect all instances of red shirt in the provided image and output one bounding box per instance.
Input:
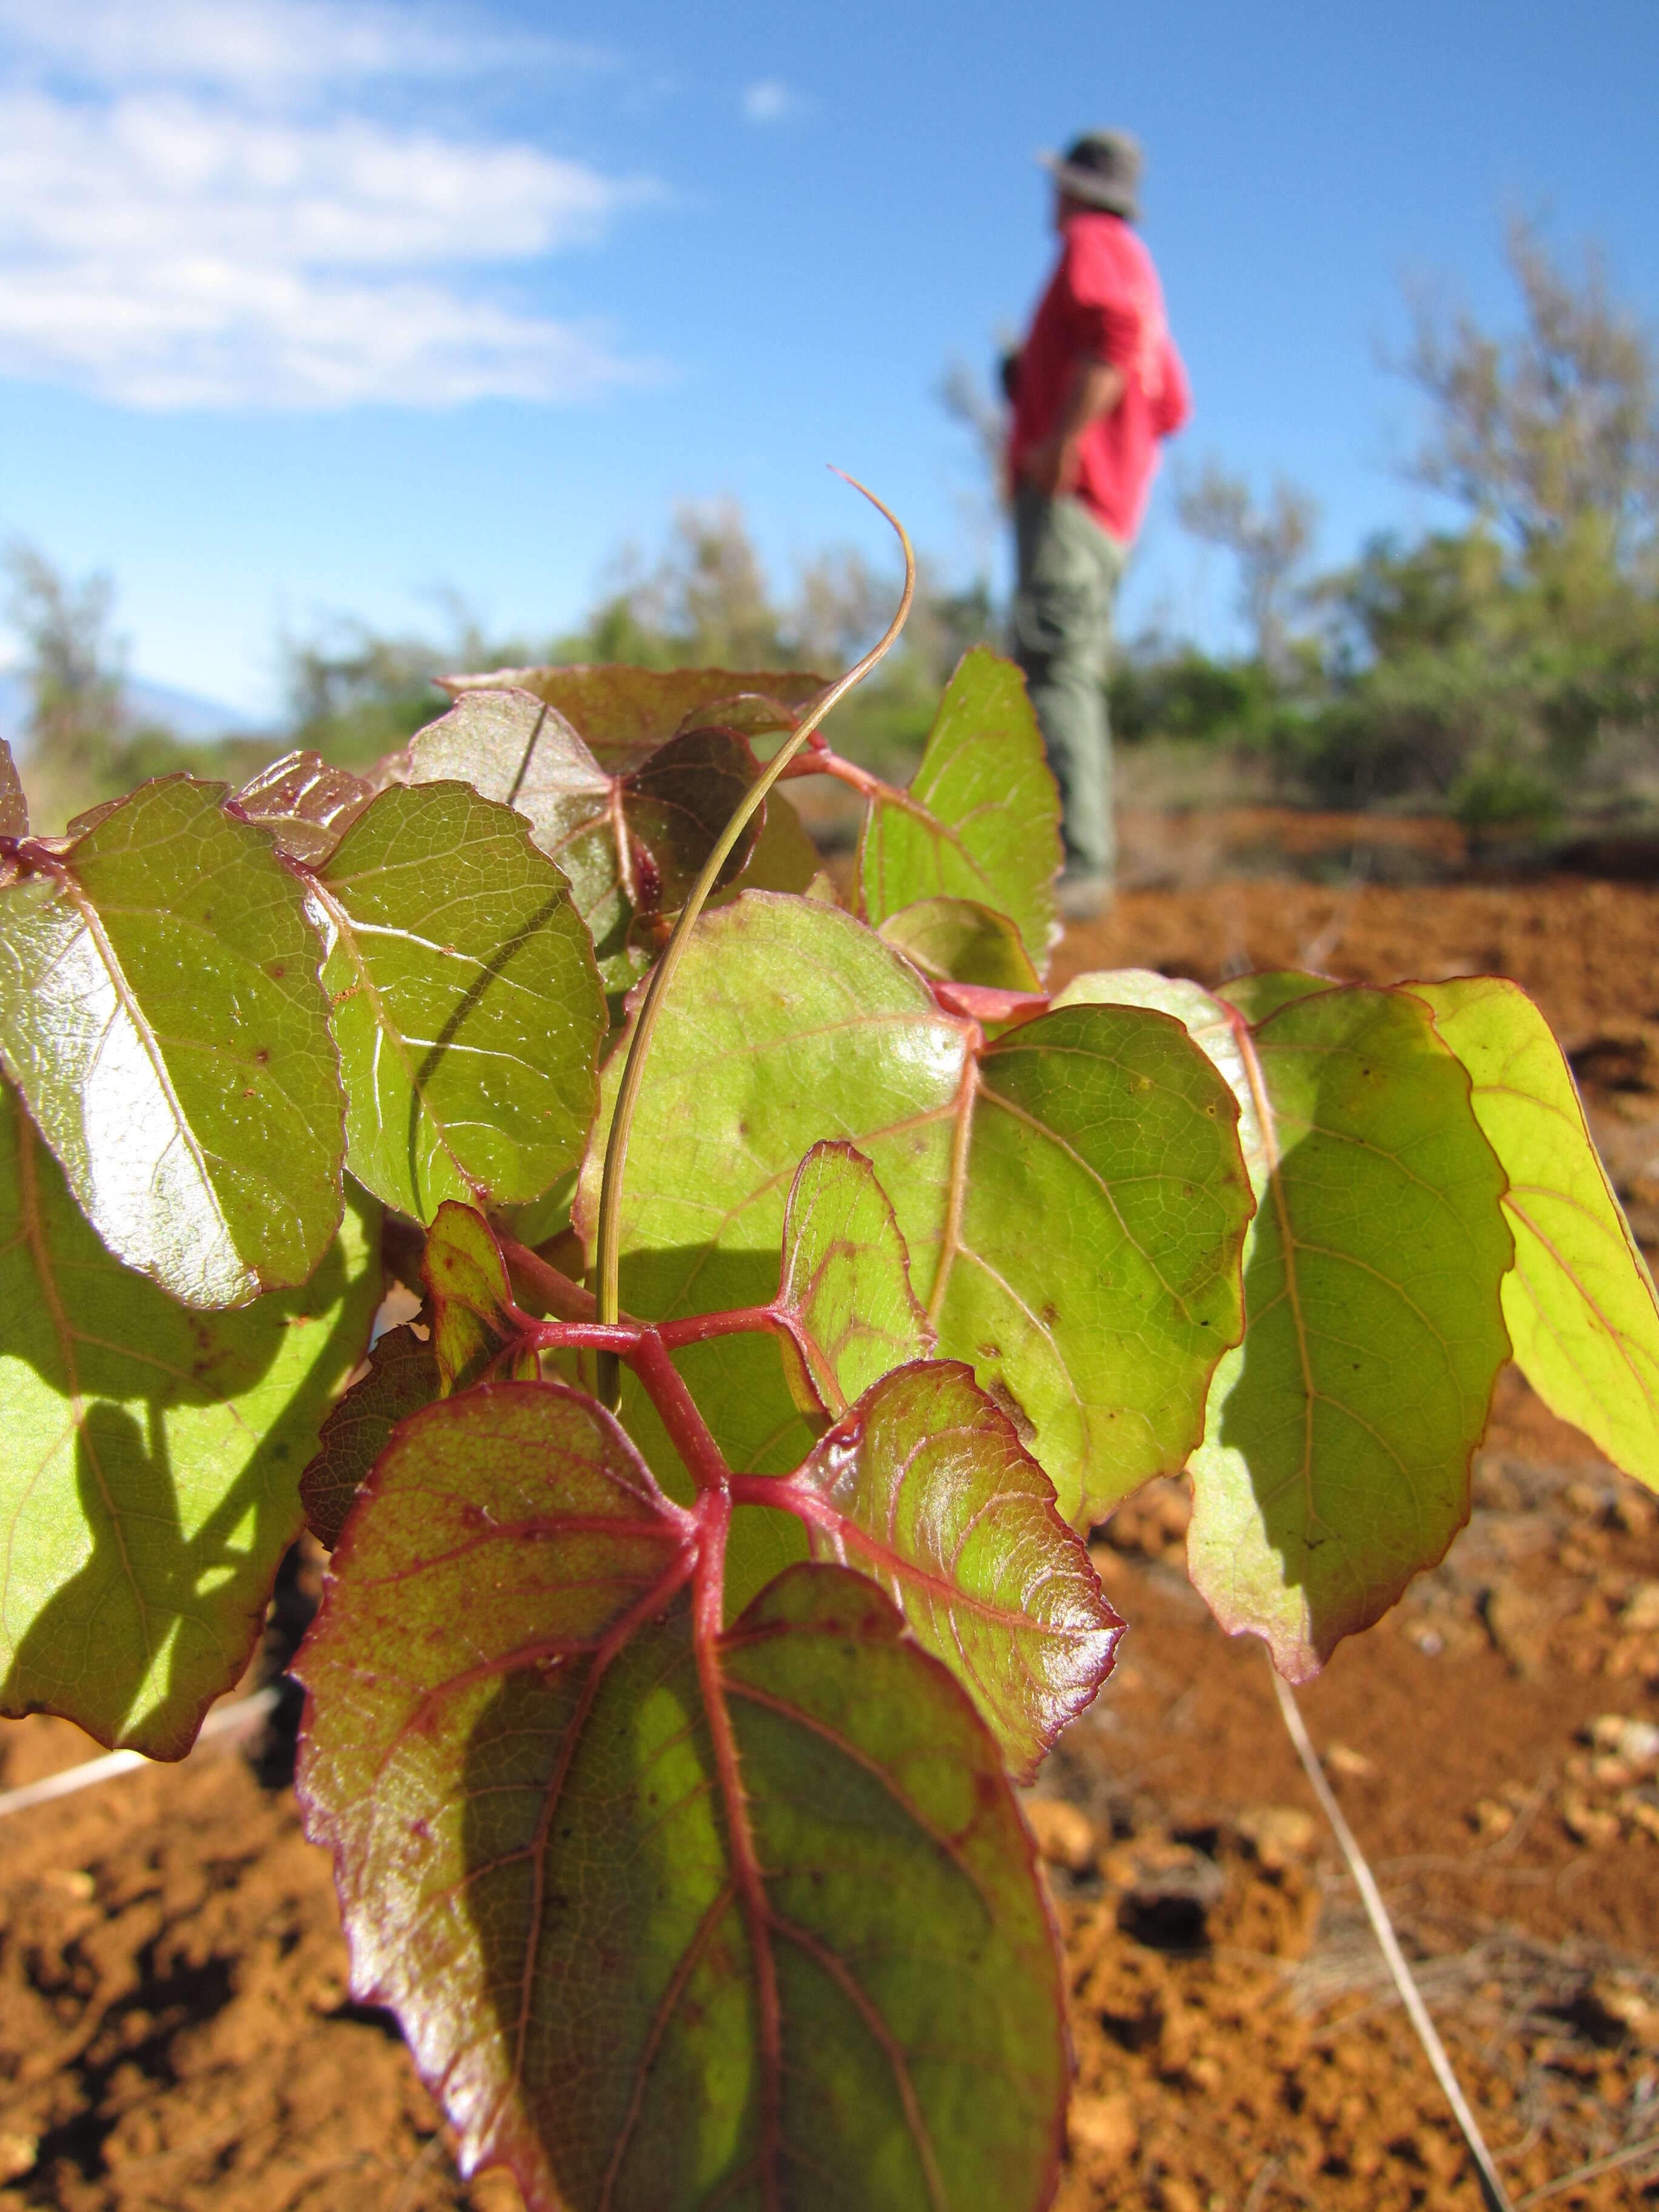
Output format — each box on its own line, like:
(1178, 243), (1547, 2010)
(1009, 210), (1191, 543)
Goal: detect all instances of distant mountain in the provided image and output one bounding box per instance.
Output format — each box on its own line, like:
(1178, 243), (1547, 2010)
(0, 669), (266, 751)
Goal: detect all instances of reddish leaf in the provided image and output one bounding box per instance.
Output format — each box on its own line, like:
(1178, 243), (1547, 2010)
(672, 691), (812, 740)
(297, 1382), (1065, 2212)
(439, 663), (826, 773)
(236, 750), (375, 863)
(399, 689), (782, 991)
(618, 725), (765, 911)
(780, 1360), (1124, 1779)
(0, 740), (27, 840)
(299, 1322), (438, 1549)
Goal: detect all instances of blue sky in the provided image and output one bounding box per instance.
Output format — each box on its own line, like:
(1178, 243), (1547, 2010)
(0, 0), (1654, 718)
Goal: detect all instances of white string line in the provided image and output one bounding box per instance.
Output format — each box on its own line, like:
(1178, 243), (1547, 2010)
(0, 1683), (282, 1822)
(1270, 1659), (1517, 2212)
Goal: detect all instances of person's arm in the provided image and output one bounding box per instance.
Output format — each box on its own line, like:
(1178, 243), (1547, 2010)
(1152, 333), (1191, 439)
(1021, 355), (1126, 496)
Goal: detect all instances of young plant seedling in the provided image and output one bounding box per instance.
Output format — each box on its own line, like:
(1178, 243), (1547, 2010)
(2, 494), (1657, 2211)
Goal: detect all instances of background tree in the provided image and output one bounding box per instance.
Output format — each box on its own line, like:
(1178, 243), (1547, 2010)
(4, 541), (124, 773)
(1176, 461), (1321, 673)
(1403, 214), (1659, 579)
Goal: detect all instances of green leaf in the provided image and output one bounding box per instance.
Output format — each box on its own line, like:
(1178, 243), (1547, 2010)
(0, 739), (27, 839)
(0, 1077), (379, 1756)
(299, 1322), (438, 1549)
(788, 1360), (1123, 1778)
(398, 688), (634, 994)
(236, 750), (374, 864)
(575, 896), (1252, 1533)
(774, 1140), (935, 1417)
(856, 648), (1061, 979)
(297, 1384), (1066, 2212)
(1119, 972), (1513, 1679)
(1415, 974), (1659, 1489)
(0, 776), (344, 1308)
(1221, 970), (1335, 1025)
(441, 663), (826, 771)
(422, 1198), (540, 1393)
(878, 897), (1041, 992)
(313, 781), (604, 1222)
(575, 894), (970, 1513)
(939, 1000), (1253, 1523)
(1053, 967), (1269, 1169)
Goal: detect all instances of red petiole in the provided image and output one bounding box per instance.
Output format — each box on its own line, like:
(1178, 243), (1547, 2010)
(491, 1252), (848, 1537)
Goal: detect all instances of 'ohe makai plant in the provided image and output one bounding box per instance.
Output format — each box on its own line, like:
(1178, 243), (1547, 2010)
(3, 500), (1657, 2212)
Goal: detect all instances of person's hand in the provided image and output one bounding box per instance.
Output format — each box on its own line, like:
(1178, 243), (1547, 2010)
(1022, 435), (1082, 498)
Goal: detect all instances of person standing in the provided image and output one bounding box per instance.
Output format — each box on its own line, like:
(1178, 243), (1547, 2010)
(1007, 129), (1190, 914)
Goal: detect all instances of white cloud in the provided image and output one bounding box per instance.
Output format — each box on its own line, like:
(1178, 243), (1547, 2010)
(0, 95), (632, 267)
(0, 261), (645, 412)
(0, 0), (601, 92)
(741, 79), (800, 125)
(0, 1), (658, 411)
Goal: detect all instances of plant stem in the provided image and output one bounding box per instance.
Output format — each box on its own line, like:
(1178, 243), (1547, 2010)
(1270, 1660), (1516, 2212)
(499, 1236), (598, 1321)
(592, 473), (916, 1407)
(522, 1319), (640, 1355)
(629, 1330), (738, 1495)
(655, 1304), (794, 1350)
(728, 1470), (842, 1537)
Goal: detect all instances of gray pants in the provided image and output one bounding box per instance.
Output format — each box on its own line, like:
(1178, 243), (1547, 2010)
(1011, 488), (1127, 881)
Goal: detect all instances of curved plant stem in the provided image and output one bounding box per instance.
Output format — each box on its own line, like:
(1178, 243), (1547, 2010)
(592, 472), (916, 1406)
(1270, 1661), (1515, 2212)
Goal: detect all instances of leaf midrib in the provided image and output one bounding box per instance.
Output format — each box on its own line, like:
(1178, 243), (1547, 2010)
(58, 870), (240, 1286)
(312, 875), (475, 1204)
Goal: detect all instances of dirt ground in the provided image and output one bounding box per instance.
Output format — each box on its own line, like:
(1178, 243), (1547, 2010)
(4, 812), (1659, 2212)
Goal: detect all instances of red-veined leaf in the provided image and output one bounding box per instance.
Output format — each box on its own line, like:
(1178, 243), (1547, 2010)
(780, 1359), (1124, 1779)
(296, 1382), (1067, 2212)
(397, 688), (810, 996)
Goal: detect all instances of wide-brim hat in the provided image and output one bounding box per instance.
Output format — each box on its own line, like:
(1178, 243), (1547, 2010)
(1039, 129), (1142, 220)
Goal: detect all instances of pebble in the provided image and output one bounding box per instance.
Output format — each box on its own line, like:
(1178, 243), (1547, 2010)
(1561, 1793), (1621, 1847)
(0, 2136), (36, 2185)
(1237, 1805), (1319, 1870)
(1323, 1741), (1375, 1780)
(1067, 2091), (1138, 2165)
(1587, 1713), (1659, 1767)
(1024, 1796), (1098, 1873)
